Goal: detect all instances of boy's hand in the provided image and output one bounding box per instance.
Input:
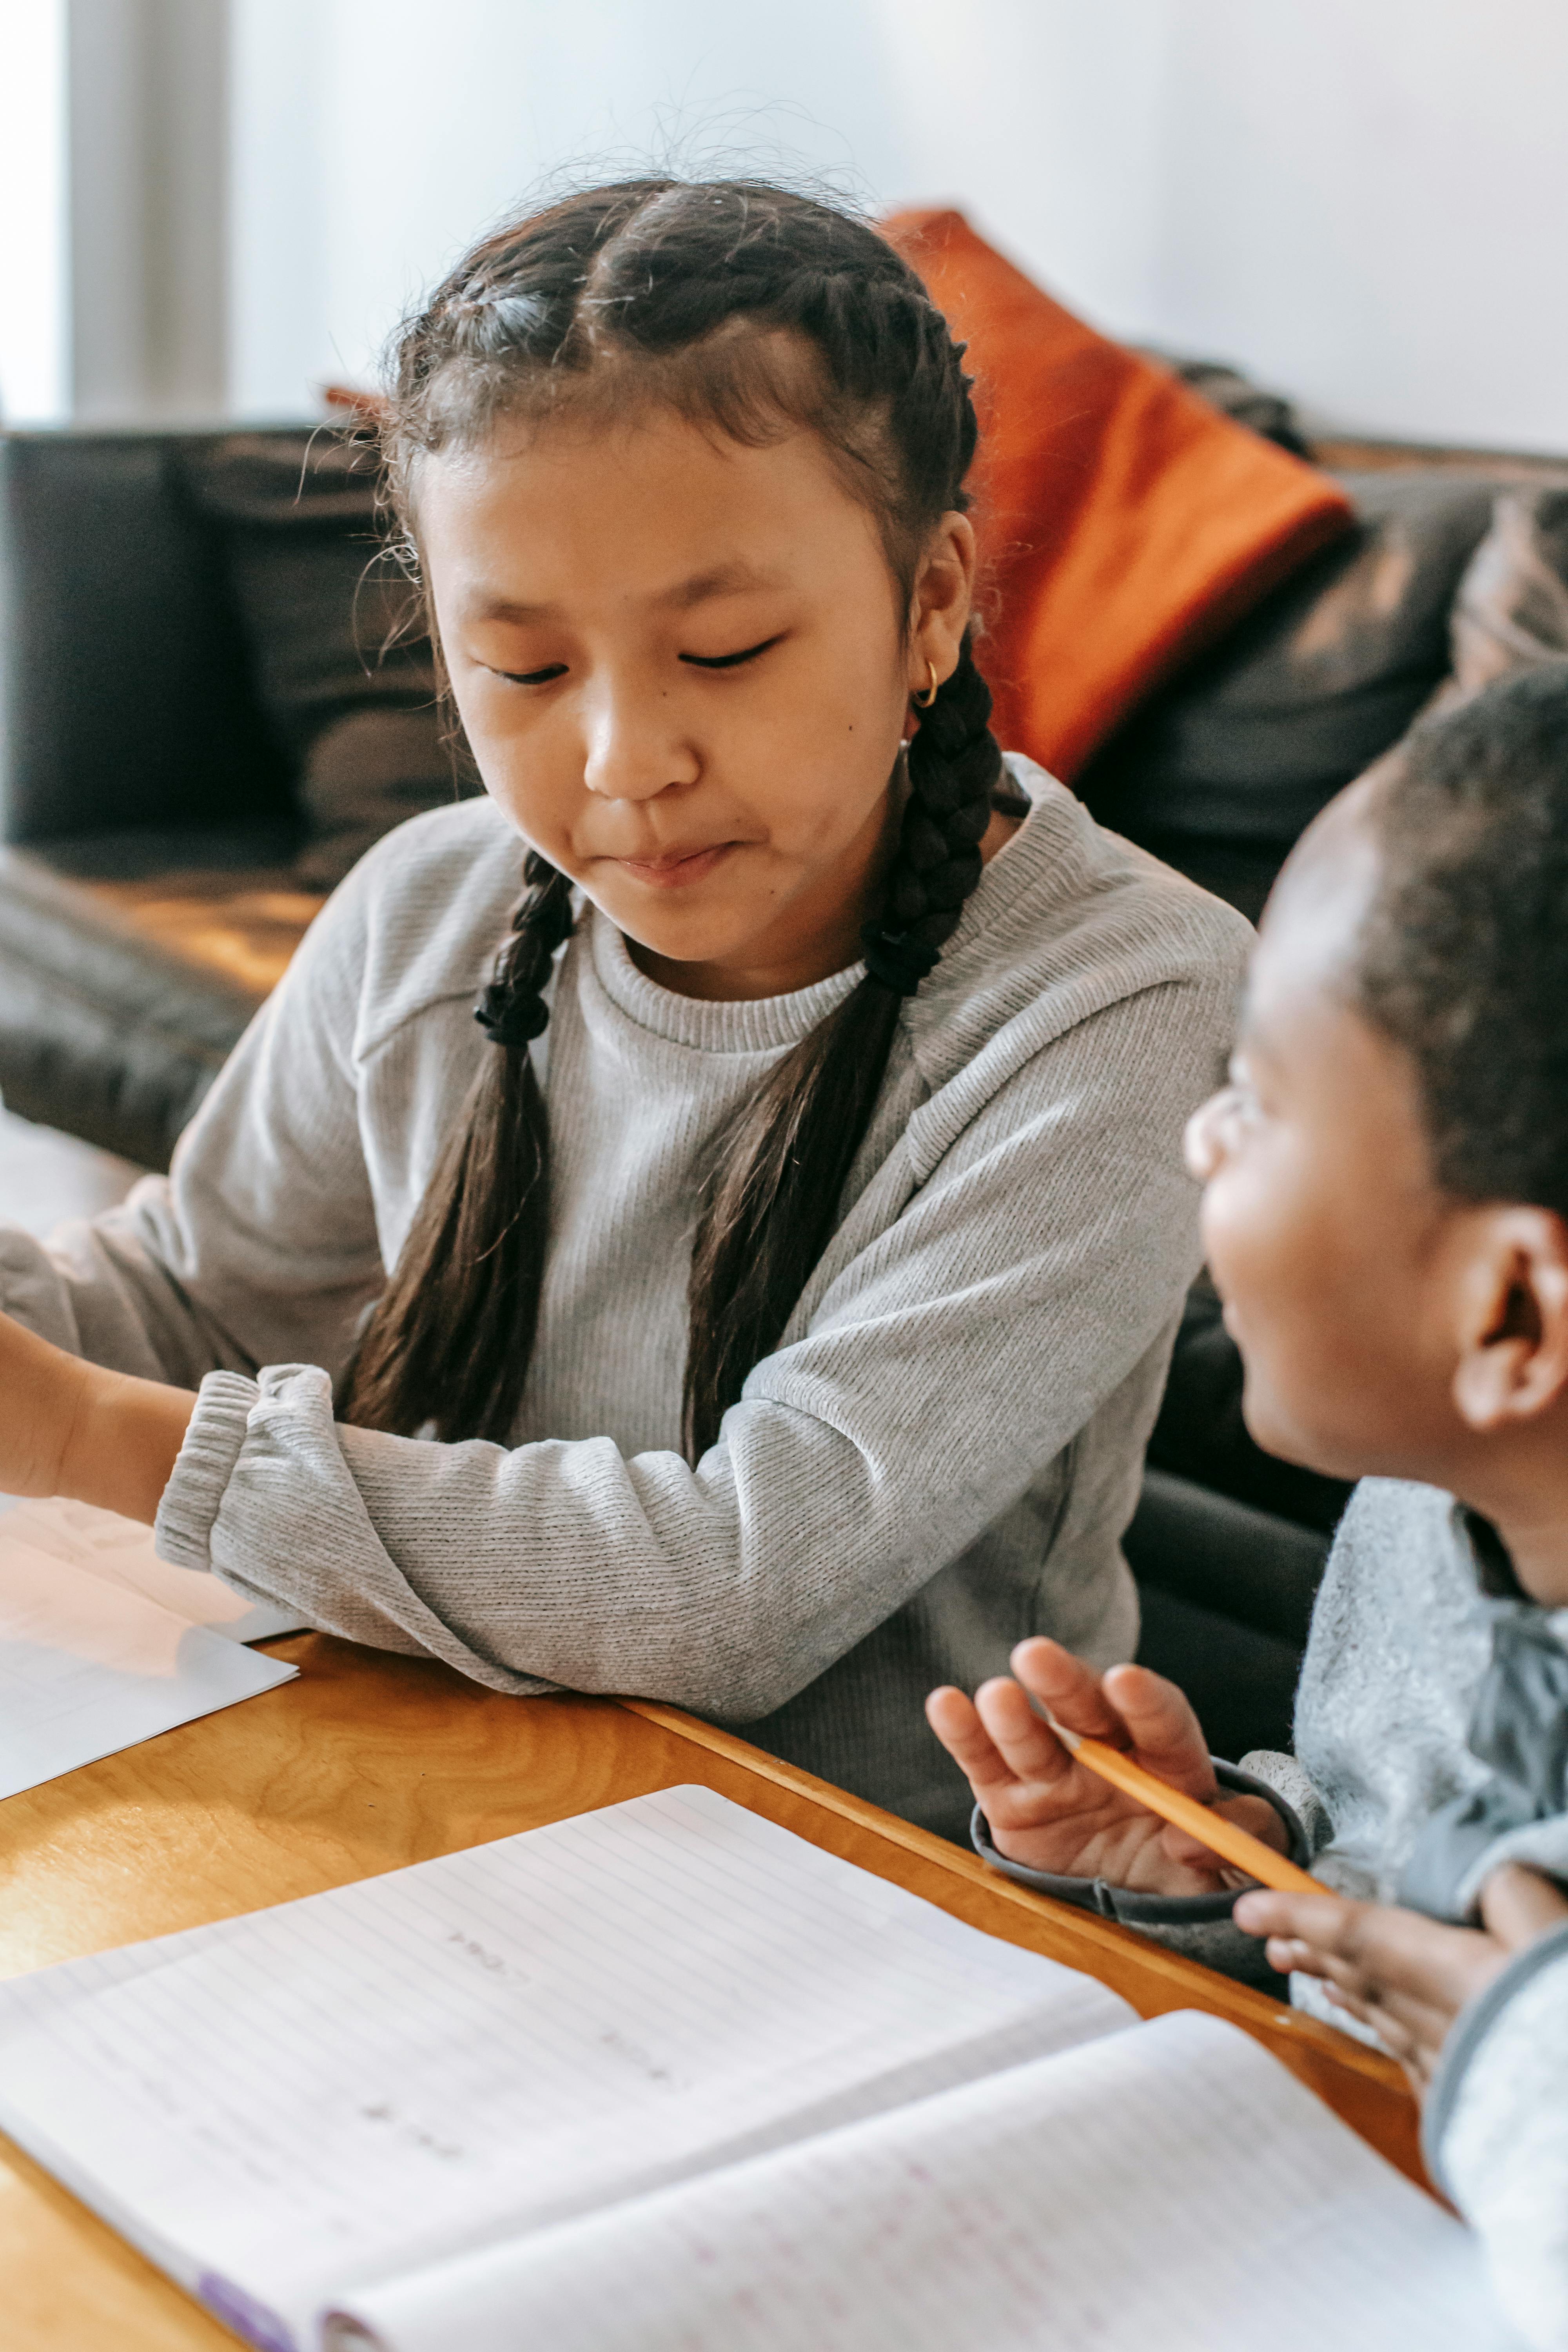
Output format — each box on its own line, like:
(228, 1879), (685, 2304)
(1234, 1864), (1568, 2094)
(926, 1636), (1289, 1898)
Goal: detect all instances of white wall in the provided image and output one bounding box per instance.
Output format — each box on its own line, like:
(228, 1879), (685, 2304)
(0, 0), (69, 423)
(1111, 0), (1568, 450)
(7, 0), (1566, 447)
(228, 0), (1568, 450)
(871, 0), (1568, 450)
(227, 0), (931, 416)
(69, 0), (229, 422)
(0, 0), (227, 425)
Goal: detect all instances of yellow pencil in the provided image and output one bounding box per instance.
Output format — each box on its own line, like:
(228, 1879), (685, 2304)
(1049, 1717), (1322, 1895)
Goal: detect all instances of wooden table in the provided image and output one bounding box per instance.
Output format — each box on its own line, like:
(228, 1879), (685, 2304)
(0, 1633), (1421, 2349)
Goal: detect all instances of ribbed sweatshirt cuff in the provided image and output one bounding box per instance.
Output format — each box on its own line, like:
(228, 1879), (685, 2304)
(972, 1761), (1313, 1923)
(154, 1370), (261, 1571)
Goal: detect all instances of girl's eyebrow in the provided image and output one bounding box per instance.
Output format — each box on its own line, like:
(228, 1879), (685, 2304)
(470, 562), (786, 626)
(659, 561), (786, 610)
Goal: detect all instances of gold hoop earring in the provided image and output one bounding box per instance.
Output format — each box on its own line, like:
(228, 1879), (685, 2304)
(913, 659), (940, 709)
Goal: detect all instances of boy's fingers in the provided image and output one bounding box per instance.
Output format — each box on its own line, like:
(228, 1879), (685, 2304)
(971, 1675), (1077, 1791)
(1314, 1955), (1456, 2039)
(1315, 1983), (1438, 2083)
(1260, 1934), (1457, 2066)
(1010, 1640), (1212, 1795)
(924, 1686), (1020, 1801)
(1100, 1662), (1217, 1799)
(1236, 1888), (1360, 1948)
(1237, 1889), (1507, 2018)
(1261, 1933), (1327, 1979)
(1008, 1639), (1131, 1744)
(1480, 1863), (1568, 1949)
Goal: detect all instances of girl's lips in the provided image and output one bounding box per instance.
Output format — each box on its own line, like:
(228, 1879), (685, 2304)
(612, 844), (735, 889)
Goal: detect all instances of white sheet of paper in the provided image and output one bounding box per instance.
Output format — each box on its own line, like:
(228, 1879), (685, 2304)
(0, 1786), (1134, 2347)
(0, 1533), (297, 1800)
(0, 1495), (307, 1643)
(334, 2009), (1523, 2352)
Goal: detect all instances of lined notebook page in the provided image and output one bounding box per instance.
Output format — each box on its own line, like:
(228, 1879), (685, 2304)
(0, 1532), (297, 1800)
(336, 2008), (1523, 2352)
(0, 1786), (1133, 2348)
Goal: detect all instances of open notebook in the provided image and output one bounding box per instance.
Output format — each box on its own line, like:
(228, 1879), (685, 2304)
(0, 1495), (305, 1799)
(0, 1786), (1521, 2352)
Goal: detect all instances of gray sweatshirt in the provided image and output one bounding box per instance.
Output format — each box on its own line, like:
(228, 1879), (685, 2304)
(0, 757), (1248, 1841)
(979, 1477), (1568, 2350)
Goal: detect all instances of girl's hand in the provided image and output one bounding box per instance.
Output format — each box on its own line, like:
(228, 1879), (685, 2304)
(1234, 1864), (1568, 2095)
(0, 1311), (196, 1524)
(926, 1636), (1289, 1897)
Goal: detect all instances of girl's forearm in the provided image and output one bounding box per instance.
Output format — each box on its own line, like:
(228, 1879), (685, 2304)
(62, 1362), (197, 1526)
(1, 1312), (195, 1526)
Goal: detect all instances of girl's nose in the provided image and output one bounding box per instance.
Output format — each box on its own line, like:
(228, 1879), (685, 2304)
(582, 682), (699, 803)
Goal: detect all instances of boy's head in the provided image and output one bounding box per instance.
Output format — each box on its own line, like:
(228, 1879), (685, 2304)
(1188, 664), (1568, 1595)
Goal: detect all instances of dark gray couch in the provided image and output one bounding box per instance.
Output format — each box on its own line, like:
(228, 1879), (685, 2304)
(0, 430), (307, 1165)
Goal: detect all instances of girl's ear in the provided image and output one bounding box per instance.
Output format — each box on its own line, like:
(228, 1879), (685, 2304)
(1451, 1208), (1568, 1433)
(908, 513), (978, 699)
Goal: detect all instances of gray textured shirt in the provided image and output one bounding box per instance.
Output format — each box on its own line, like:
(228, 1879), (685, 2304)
(0, 758), (1247, 1840)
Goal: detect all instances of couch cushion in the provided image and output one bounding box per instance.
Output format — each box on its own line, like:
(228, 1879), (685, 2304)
(882, 207), (1355, 779)
(80, 873), (321, 1002)
(1128, 1470), (1330, 1760)
(1076, 470), (1506, 853)
(0, 432), (295, 846)
(0, 839), (321, 1169)
(1134, 348), (1311, 456)
(1443, 485), (1568, 699)
(182, 431), (479, 889)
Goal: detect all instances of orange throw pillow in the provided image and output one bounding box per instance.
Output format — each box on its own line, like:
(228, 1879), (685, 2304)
(883, 208), (1355, 780)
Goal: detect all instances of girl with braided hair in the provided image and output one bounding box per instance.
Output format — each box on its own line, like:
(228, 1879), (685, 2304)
(0, 180), (1247, 1838)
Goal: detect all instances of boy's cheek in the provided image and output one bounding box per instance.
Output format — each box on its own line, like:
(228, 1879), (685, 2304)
(1199, 1158), (1305, 1332)
(1204, 1192), (1392, 1471)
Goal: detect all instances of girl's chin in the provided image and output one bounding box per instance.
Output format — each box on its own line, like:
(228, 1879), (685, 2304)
(609, 909), (770, 985)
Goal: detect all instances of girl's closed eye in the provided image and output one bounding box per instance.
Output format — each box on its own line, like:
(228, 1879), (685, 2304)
(485, 635), (786, 686)
(680, 634), (786, 671)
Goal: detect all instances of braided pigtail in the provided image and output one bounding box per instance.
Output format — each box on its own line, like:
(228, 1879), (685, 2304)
(862, 639), (1001, 993)
(681, 633), (1002, 1459)
(340, 853), (574, 1439)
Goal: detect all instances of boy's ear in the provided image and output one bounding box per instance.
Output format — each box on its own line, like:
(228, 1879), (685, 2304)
(1452, 1208), (1568, 1432)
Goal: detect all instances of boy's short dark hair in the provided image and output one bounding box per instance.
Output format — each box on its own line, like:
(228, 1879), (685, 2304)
(1357, 661), (1568, 1218)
